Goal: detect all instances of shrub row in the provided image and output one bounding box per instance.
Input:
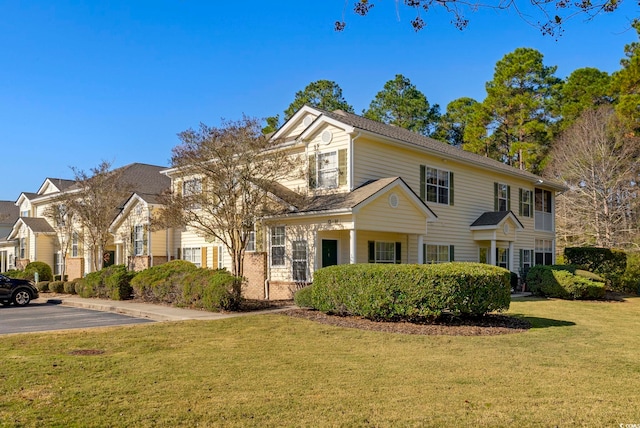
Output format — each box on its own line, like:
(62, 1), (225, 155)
(75, 265), (136, 300)
(131, 260), (240, 311)
(564, 247), (627, 291)
(526, 265), (606, 299)
(296, 263), (511, 321)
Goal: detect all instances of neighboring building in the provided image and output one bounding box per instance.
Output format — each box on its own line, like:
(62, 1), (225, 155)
(6, 164), (171, 279)
(163, 106), (565, 299)
(0, 200), (20, 272)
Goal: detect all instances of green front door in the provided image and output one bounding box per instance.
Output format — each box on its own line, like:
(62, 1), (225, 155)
(322, 240), (338, 267)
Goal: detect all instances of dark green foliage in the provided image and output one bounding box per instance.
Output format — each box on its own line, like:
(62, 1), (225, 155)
(510, 272), (519, 291)
(620, 253), (640, 294)
(24, 261), (53, 282)
(131, 260), (239, 311)
(526, 265), (606, 299)
(53, 275), (68, 282)
(36, 281), (50, 292)
(564, 247), (627, 290)
(3, 269), (26, 279)
(63, 281), (77, 294)
(308, 263), (511, 321)
(49, 281), (65, 293)
(294, 286), (314, 308)
(75, 265), (136, 300)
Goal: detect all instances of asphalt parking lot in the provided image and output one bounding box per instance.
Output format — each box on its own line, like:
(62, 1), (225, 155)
(0, 301), (153, 335)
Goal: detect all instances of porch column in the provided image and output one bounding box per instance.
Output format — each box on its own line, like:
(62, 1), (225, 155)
(490, 239), (496, 266)
(313, 230), (318, 271)
(417, 235), (424, 264)
(349, 229), (357, 264)
(509, 241), (514, 271)
(116, 244), (121, 265)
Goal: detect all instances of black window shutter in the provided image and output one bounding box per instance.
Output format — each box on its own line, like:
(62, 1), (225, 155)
(368, 241), (375, 263)
(449, 245), (455, 262)
(494, 182), (499, 211)
(519, 188), (523, 216)
(449, 172), (454, 206)
(395, 242), (402, 264)
(420, 165), (426, 201)
(507, 185), (511, 211)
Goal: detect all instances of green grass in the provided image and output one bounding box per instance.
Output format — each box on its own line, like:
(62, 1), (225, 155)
(2, 297), (640, 427)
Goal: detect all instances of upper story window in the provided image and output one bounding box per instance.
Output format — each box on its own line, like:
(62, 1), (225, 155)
(20, 210), (29, 217)
(183, 178), (202, 209)
(420, 166), (453, 205)
(308, 149), (347, 190)
(245, 230), (256, 252)
(535, 188), (553, 231)
(494, 183), (511, 211)
(72, 232), (79, 257)
(519, 189), (533, 218)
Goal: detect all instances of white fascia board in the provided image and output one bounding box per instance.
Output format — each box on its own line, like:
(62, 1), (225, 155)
(298, 116), (355, 141)
(270, 105), (323, 141)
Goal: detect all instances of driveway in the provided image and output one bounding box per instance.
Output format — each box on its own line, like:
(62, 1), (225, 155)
(0, 301), (153, 335)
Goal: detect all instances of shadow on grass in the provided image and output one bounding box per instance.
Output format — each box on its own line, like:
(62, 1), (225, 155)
(510, 314), (576, 329)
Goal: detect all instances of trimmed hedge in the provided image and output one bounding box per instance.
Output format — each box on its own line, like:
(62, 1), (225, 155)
(24, 261), (53, 282)
(36, 281), (50, 292)
(49, 281), (65, 293)
(75, 265), (136, 300)
(63, 281), (77, 294)
(564, 247), (627, 290)
(304, 263), (511, 321)
(620, 252), (640, 294)
(131, 260), (240, 311)
(526, 265), (606, 300)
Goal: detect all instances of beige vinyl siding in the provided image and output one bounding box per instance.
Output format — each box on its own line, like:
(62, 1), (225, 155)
(356, 190), (426, 235)
(353, 137), (556, 269)
(287, 113), (319, 137)
(277, 145), (307, 192)
(35, 234), (56, 267)
(305, 124), (351, 193)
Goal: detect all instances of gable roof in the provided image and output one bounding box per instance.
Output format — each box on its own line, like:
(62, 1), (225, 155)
(285, 106), (566, 192)
(37, 178), (76, 195)
(470, 211), (524, 230)
(0, 201), (19, 225)
(8, 218), (56, 239)
(266, 177), (437, 220)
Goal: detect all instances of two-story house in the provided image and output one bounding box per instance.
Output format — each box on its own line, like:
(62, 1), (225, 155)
(0, 200), (20, 272)
(161, 106), (564, 300)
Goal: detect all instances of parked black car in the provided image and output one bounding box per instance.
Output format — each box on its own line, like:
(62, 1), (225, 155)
(0, 274), (39, 306)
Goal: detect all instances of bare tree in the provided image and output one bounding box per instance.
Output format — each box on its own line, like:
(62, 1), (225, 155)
(159, 116), (302, 297)
(61, 161), (132, 272)
(546, 107), (640, 251)
(43, 202), (74, 279)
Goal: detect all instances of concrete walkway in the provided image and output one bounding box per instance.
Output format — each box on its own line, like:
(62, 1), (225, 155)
(37, 295), (295, 322)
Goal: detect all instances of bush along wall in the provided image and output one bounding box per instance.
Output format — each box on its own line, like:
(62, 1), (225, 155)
(526, 265), (606, 300)
(130, 260), (240, 311)
(564, 247), (627, 291)
(75, 265), (136, 300)
(302, 263), (511, 321)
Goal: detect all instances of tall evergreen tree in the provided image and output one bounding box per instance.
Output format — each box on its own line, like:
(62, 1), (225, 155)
(466, 48), (562, 173)
(612, 20), (640, 134)
(558, 67), (612, 131)
(433, 97), (478, 146)
(284, 80), (353, 120)
(363, 74), (440, 136)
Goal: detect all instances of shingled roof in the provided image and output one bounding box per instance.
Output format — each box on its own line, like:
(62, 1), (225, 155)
(18, 217), (56, 234)
(309, 108), (565, 191)
(0, 201), (19, 225)
(470, 211), (524, 229)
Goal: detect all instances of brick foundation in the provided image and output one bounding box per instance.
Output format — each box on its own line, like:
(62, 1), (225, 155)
(267, 281), (309, 300)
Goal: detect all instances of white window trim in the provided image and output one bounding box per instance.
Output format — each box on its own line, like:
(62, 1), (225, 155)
(425, 166), (451, 205)
(270, 226), (286, 267)
(317, 151), (338, 190)
(183, 247), (202, 268)
(374, 241), (396, 264)
(424, 244), (451, 264)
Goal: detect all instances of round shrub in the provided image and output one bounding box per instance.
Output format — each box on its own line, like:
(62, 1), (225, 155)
(63, 281), (77, 294)
(526, 265), (606, 299)
(36, 281), (50, 292)
(294, 286), (314, 308)
(309, 263), (511, 321)
(131, 260), (199, 303)
(24, 261), (53, 282)
(49, 281), (65, 293)
(75, 265), (135, 300)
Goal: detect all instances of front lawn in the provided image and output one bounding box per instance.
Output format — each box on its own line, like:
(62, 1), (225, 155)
(1, 296), (639, 427)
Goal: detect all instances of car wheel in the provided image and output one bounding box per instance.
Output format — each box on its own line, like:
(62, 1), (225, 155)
(12, 289), (32, 306)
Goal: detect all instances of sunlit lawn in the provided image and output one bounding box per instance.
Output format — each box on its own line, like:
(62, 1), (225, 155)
(1, 296), (640, 427)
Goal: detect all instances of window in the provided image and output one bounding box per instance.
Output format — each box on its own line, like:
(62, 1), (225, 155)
(53, 253), (63, 275)
(497, 248), (509, 269)
(424, 244), (453, 263)
(519, 189), (533, 218)
(19, 238), (25, 259)
(71, 232), (79, 257)
(317, 151), (338, 189)
(183, 178), (202, 209)
(292, 240), (308, 282)
(368, 241), (401, 264)
(245, 230), (256, 252)
(535, 239), (553, 265)
(309, 150), (347, 190)
(20, 210), (29, 217)
(218, 245), (225, 269)
(271, 226), (285, 266)
(535, 188), (553, 231)
(420, 166), (452, 205)
(495, 183), (510, 212)
(183, 247), (202, 267)
(133, 225), (144, 256)
(520, 249), (534, 276)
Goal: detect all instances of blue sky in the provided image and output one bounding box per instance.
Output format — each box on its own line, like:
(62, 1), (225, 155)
(1, 0), (638, 201)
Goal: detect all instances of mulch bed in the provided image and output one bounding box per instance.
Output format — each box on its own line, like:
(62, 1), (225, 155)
(283, 308), (531, 336)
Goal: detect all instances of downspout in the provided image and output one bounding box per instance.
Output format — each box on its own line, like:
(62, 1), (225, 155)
(263, 219), (270, 300)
